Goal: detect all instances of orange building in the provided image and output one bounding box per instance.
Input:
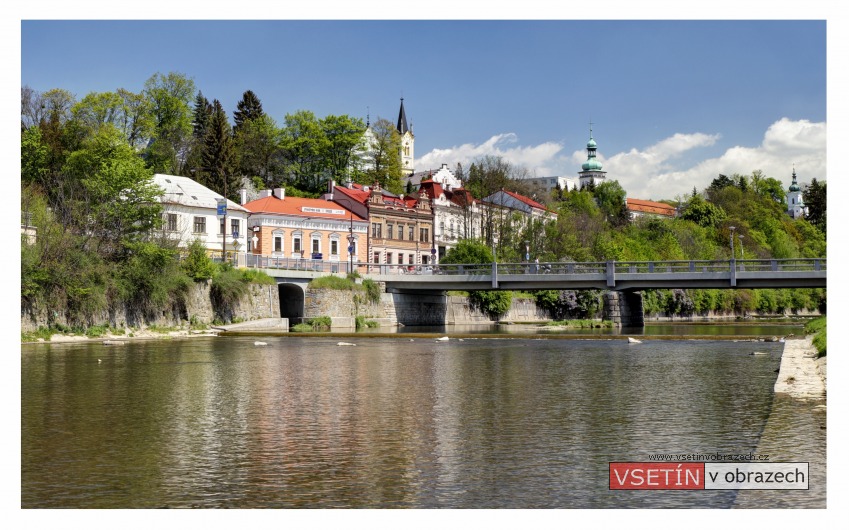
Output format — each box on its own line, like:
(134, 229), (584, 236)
(243, 188), (368, 272)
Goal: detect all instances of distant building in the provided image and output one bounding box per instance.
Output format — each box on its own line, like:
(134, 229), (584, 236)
(354, 99), (415, 178)
(626, 198), (677, 219)
(418, 177), (482, 260)
(522, 175), (578, 195)
(786, 168), (808, 219)
(578, 127), (607, 188)
(154, 174), (250, 265)
(404, 163), (462, 192)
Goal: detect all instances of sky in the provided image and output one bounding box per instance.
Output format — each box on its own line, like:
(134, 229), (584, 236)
(16, 13), (831, 202)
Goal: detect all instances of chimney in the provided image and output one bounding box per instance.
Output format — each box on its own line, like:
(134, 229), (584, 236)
(328, 180), (336, 193)
(260, 190), (272, 198)
(240, 188), (247, 205)
(273, 188), (285, 200)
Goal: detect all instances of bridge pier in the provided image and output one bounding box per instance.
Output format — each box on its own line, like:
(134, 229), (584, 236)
(603, 291), (645, 328)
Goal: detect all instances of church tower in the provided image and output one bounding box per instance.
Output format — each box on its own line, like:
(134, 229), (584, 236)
(578, 124), (606, 188)
(786, 166), (807, 219)
(397, 98), (415, 177)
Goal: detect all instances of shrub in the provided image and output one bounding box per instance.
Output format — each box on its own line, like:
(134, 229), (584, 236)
(471, 290), (512, 319)
(210, 265), (248, 309)
(182, 238), (216, 281)
(309, 275), (355, 290)
(362, 278), (381, 304)
(292, 316), (332, 332)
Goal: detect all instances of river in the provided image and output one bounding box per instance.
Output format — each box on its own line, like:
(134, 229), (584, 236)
(21, 327), (825, 509)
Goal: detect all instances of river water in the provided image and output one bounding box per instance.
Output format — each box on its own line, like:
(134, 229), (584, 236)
(21, 329), (825, 509)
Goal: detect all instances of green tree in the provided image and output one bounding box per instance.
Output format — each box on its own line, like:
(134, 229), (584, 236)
(62, 126), (164, 257)
(440, 240), (511, 319)
(143, 71), (196, 174)
(593, 180), (630, 226)
(182, 238), (216, 281)
(233, 90), (264, 133)
(201, 99), (238, 200)
(803, 178), (826, 234)
(234, 114), (282, 187)
(71, 91), (124, 137)
(116, 88), (154, 150)
(21, 126), (48, 186)
(364, 117), (403, 194)
(680, 195), (727, 228)
(281, 110), (330, 193)
(321, 114), (367, 181)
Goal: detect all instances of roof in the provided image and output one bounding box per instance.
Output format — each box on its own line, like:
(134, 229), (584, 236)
(154, 174), (249, 213)
(397, 98), (410, 135)
(243, 195), (365, 221)
(626, 198), (677, 217)
(500, 189), (550, 211)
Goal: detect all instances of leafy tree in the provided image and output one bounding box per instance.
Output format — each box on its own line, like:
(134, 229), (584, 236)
(142, 71), (196, 174)
(62, 126), (164, 257)
(680, 195), (727, 228)
(233, 90), (264, 133)
(182, 238), (216, 281)
(234, 114), (282, 186)
(708, 173), (735, 192)
(363, 117), (403, 194)
(115, 88), (154, 150)
(441, 239), (494, 264)
(321, 114), (367, 181)
(21, 126), (48, 186)
(803, 178), (826, 234)
(593, 180), (630, 226)
(71, 91), (124, 137)
(280, 110), (330, 193)
(201, 99), (238, 200)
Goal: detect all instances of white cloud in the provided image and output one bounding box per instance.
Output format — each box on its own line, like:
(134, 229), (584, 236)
(415, 118), (826, 201)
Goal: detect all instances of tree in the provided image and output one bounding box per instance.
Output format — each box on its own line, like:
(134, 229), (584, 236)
(62, 126), (164, 258)
(680, 195), (727, 228)
(233, 90), (264, 133)
(593, 180), (630, 227)
(440, 240), (511, 319)
(201, 99), (238, 200)
(142, 72), (196, 174)
(21, 126), (48, 187)
(234, 114), (282, 187)
(321, 114), (367, 181)
(363, 117), (403, 194)
(116, 88), (154, 150)
(71, 91), (124, 137)
(441, 239), (493, 264)
(280, 110), (329, 193)
(803, 178), (826, 234)
(708, 174), (735, 193)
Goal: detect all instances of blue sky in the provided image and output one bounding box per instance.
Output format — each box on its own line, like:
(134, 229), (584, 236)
(17, 14), (830, 203)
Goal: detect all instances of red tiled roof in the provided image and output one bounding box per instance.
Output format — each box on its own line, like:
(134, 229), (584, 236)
(501, 189), (550, 212)
(626, 198), (676, 217)
(243, 195), (365, 221)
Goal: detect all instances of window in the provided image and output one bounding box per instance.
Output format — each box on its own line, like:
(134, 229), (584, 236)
(274, 236), (282, 253)
(373, 252), (380, 264)
(408, 254), (414, 265)
(397, 253), (404, 265)
(409, 225), (415, 241)
(387, 223), (394, 239)
(397, 224), (403, 240)
(420, 227), (429, 243)
(440, 221), (445, 236)
(312, 238), (320, 253)
(331, 240), (339, 256)
(193, 217), (206, 234)
(372, 223), (382, 238)
(231, 219), (240, 237)
(220, 218), (226, 235)
(166, 213), (178, 232)
(387, 252), (393, 264)
(450, 220), (455, 238)
(293, 236), (302, 253)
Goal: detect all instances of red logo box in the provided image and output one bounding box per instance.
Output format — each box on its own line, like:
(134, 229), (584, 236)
(610, 462), (705, 490)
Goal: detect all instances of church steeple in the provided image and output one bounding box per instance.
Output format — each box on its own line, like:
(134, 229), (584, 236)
(577, 122), (606, 188)
(397, 98), (410, 135)
(786, 165), (806, 219)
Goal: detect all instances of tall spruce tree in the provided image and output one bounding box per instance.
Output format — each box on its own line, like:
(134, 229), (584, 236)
(233, 90), (264, 134)
(202, 99), (238, 200)
(192, 91), (212, 140)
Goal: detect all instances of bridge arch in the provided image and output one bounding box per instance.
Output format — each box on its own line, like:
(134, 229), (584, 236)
(277, 282), (306, 323)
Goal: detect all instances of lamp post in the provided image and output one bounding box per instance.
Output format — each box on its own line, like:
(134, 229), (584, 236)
(729, 225), (736, 261)
(347, 211), (356, 274)
(738, 234), (744, 260)
(525, 240), (530, 262)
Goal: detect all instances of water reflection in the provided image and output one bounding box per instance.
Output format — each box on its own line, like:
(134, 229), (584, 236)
(21, 336), (823, 508)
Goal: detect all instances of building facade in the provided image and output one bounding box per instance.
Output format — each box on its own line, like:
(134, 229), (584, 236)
(242, 188), (368, 271)
(154, 174), (251, 264)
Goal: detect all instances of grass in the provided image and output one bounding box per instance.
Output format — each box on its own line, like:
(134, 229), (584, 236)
(291, 316), (332, 332)
(805, 316), (827, 357)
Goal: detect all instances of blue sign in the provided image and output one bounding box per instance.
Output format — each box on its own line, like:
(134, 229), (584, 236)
(216, 199), (227, 217)
(233, 230), (239, 239)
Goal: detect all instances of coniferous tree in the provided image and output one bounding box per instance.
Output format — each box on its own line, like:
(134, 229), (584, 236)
(803, 178), (827, 235)
(192, 91), (212, 140)
(233, 90), (264, 134)
(202, 99), (238, 200)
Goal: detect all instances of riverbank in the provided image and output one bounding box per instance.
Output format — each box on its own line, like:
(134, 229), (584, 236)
(22, 327), (219, 345)
(774, 336), (826, 399)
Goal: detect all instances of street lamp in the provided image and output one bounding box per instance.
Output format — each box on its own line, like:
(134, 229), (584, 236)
(524, 240), (530, 262)
(738, 234), (744, 260)
(347, 211), (357, 274)
(729, 226), (736, 260)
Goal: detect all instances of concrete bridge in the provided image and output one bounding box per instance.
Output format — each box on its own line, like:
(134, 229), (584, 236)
(245, 257), (826, 327)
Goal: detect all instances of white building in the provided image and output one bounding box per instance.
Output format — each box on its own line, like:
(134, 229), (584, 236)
(521, 175), (578, 194)
(153, 174), (251, 265)
(418, 177), (482, 260)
